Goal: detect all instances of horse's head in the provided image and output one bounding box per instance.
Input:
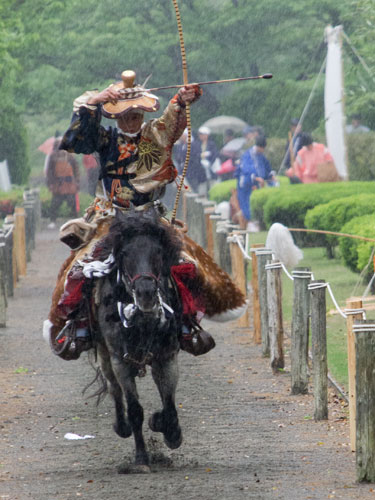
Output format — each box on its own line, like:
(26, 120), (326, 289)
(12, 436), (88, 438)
(106, 208), (182, 314)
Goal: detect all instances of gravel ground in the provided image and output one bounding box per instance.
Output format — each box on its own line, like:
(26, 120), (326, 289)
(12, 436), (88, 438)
(1, 223), (375, 500)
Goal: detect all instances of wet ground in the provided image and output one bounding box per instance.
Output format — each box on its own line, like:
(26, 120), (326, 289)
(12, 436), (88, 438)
(1, 223), (375, 499)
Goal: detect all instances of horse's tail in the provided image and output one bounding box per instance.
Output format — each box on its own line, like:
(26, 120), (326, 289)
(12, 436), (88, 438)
(83, 362), (108, 406)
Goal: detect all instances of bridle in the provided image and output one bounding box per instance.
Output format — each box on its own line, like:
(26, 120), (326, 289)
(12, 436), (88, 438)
(116, 268), (173, 329)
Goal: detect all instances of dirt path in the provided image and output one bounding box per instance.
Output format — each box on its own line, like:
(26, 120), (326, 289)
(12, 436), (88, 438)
(1, 224), (374, 500)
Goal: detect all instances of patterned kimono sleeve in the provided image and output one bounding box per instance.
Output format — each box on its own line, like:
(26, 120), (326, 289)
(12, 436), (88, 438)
(60, 91), (110, 155)
(144, 98), (187, 149)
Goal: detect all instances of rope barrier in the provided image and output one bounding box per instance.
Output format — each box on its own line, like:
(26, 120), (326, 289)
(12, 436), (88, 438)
(227, 234), (251, 261)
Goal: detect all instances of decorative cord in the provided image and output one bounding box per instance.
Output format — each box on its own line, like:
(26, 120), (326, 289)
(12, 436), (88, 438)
(171, 0), (191, 224)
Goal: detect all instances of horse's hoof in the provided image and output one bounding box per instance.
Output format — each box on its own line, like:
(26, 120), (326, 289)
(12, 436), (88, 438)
(164, 426), (183, 450)
(113, 421), (132, 438)
(148, 412), (164, 433)
(117, 463), (151, 474)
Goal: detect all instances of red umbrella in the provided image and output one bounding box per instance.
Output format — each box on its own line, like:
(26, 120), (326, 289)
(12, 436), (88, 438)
(38, 136), (62, 155)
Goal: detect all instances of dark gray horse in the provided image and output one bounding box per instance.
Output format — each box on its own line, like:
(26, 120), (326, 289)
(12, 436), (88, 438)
(94, 209), (184, 473)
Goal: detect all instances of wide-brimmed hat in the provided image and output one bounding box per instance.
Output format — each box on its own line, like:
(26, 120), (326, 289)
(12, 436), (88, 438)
(102, 70), (160, 119)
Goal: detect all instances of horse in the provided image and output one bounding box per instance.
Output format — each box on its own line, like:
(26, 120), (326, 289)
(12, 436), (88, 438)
(93, 208), (184, 473)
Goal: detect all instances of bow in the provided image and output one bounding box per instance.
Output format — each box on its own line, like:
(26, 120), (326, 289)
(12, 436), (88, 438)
(171, 0), (191, 224)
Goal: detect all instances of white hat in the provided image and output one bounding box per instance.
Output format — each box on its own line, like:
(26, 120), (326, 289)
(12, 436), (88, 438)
(198, 126), (211, 135)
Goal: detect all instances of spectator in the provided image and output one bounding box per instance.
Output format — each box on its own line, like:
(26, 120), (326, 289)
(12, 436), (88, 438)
(286, 133), (337, 183)
(184, 126), (218, 195)
(82, 154), (99, 196)
(346, 114), (370, 134)
(283, 118), (304, 171)
(234, 135), (276, 231)
(223, 128), (235, 146)
(45, 138), (80, 229)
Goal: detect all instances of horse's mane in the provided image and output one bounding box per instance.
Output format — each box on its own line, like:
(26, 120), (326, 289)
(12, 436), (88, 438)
(100, 208), (182, 271)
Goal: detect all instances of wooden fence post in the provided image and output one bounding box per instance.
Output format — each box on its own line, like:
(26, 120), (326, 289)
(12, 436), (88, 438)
(184, 192), (199, 232)
(250, 245), (265, 344)
(345, 300), (364, 452)
(205, 206), (216, 257)
(210, 215), (223, 265)
(309, 280), (328, 421)
(266, 260), (284, 373)
(353, 319), (375, 482)
(291, 268), (312, 395)
(256, 248), (273, 357)
(216, 222), (232, 275)
(23, 201), (35, 262)
(229, 232), (249, 328)
(200, 200), (215, 250)
(14, 207), (27, 277)
(0, 239), (7, 327)
(4, 226), (14, 298)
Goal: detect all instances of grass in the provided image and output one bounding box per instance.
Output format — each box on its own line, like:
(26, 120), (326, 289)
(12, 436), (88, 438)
(246, 231), (374, 390)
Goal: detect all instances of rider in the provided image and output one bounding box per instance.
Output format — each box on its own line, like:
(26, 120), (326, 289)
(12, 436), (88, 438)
(44, 70), (246, 360)
(45, 70), (202, 357)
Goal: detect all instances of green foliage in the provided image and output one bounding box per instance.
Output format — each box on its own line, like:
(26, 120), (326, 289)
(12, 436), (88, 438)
(265, 137), (287, 171)
(220, 78), (325, 137)
(346, 131), (375, 180)
(38, 186), (93, 218)
(252, 181), (375, 245)
(305, 193), (375, 234)
(305, 193), (375, 253)
(339, 214), (375, 275)
(209, 179), (236, 203)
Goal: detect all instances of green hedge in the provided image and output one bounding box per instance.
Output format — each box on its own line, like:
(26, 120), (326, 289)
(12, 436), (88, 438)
(209, 179), (236, 204)
(339, 214), (375, 278)
(305, 194), (375, 251)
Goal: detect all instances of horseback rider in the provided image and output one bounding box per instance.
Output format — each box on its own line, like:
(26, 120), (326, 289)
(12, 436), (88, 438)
(44, 70), (246, 360)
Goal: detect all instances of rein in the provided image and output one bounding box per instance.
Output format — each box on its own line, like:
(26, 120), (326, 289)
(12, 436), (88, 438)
(124, 271), (161, 288)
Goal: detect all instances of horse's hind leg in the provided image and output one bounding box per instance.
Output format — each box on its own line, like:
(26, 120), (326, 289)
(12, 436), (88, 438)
(149, 353), (182, 449)
(97, 345), (131, 438)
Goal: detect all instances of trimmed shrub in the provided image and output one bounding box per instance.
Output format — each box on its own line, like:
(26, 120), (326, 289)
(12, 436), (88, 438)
(339, 214), (375, 278)
(305, 194), (375, 252)
(209, 179), (236, 204)
(256, 181), (375, 245)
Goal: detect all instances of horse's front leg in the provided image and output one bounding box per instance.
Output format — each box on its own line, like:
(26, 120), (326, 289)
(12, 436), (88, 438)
(111, 359), (150, 469)
(149, 353), (182, 449)
(97, 343), (131, 439)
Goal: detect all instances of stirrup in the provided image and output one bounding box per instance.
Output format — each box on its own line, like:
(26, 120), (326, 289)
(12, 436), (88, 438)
(180, 325), (215, 356)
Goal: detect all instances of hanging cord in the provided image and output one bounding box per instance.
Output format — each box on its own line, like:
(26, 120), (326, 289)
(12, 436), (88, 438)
(342, 31), (375, 84)
(274, 38), (325, 138)
(277, 55), (327, 174)
(171, 0), (191, 224)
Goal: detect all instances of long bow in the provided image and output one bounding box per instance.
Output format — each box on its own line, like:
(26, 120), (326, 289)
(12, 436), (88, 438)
(171, 0), (191, 224)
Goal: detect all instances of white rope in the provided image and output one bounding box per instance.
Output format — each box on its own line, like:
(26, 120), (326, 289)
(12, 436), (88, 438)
(265, 262), (282, 270)
(280, 262), (294, 281)
(227, 234), (251, 261)
(342, 31), (375, 83)
(308, 281), (347, 319)
(353, 324), (375, 332)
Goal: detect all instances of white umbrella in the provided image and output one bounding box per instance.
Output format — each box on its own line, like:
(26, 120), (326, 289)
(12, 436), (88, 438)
(221, 137), (246, 153)
(201, 115), (249, 134)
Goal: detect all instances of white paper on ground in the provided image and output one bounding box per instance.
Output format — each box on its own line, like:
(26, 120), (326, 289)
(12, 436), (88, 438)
(64, 432), (95, 440)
